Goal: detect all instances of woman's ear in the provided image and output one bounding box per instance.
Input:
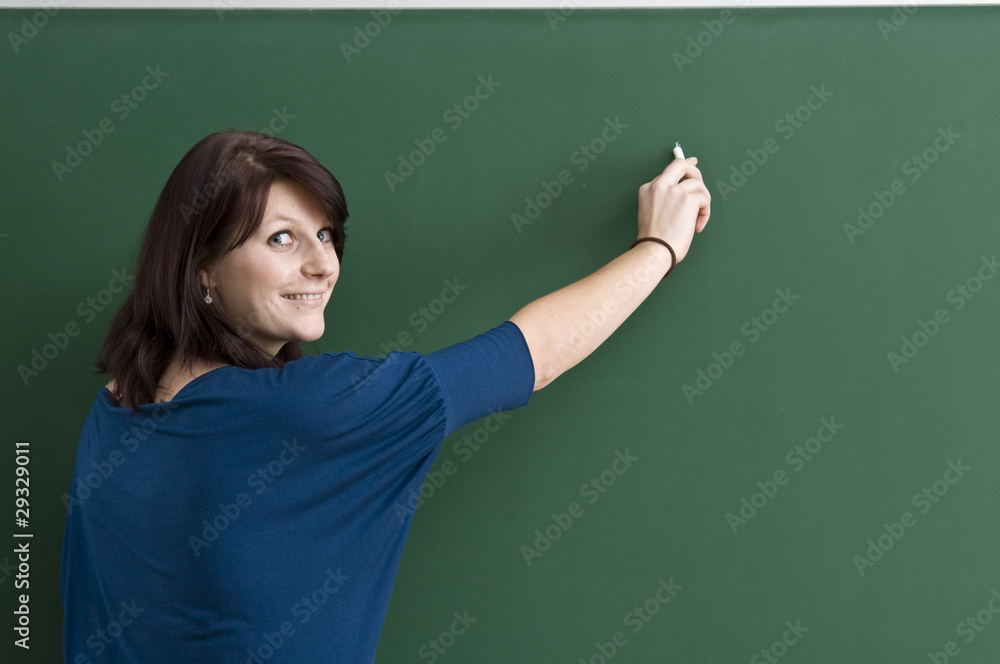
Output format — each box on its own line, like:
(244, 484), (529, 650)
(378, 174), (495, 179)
(195, 244), (220, 290)
(197, 267), (213, 290)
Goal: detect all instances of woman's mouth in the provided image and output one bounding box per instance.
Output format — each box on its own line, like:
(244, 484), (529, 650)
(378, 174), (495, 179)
(281, 293), (323, 301)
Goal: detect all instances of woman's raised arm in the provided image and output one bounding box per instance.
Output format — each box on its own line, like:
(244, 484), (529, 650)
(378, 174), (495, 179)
(509, 157), (711, 391)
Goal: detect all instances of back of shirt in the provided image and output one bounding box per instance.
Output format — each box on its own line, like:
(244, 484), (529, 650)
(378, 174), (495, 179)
(61, 322), (534, 663)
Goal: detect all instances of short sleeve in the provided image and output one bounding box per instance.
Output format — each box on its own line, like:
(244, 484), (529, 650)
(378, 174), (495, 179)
(422, 320), (534, 437)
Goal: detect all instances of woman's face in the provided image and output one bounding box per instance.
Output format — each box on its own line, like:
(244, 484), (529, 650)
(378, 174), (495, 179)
(201, 178), (340, 357)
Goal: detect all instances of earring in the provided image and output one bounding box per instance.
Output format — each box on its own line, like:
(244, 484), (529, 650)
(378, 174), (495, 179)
(204, 288), (213, 304)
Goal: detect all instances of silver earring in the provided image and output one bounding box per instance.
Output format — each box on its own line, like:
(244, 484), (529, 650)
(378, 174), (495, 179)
(204, 288), (213, 304)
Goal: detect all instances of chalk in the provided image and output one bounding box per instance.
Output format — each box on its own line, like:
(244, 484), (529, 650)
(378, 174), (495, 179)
(673, 142), (685, 160)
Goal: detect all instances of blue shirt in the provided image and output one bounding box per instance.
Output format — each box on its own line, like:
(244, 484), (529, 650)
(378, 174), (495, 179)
(61, 321), (534, 663)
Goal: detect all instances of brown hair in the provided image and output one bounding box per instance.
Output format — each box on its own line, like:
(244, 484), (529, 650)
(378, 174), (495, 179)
(97, 130), (349, 410)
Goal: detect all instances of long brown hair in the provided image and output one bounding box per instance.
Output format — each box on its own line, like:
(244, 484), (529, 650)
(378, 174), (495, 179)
(97, 130), (349, 410)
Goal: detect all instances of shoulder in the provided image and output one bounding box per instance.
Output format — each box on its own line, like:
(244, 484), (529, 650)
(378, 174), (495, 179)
(104, 358), (228, 404)
(284, 350), (436, 397)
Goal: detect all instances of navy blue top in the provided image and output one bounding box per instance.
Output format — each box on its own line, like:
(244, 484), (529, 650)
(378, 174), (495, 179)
(61, 321), (534, 663)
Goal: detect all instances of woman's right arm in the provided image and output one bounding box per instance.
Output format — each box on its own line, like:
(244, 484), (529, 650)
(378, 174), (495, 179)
(509, 157), (711, 391)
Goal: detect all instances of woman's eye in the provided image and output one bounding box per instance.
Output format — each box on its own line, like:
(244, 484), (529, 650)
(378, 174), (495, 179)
(269, 231), (293, 247)
(318, 228), (334, 243)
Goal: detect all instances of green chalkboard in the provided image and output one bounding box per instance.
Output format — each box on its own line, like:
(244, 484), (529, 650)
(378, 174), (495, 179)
(2, 7), (999, 663)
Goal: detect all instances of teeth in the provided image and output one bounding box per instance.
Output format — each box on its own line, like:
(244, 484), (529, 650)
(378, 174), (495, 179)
(282, 294), (322, 300)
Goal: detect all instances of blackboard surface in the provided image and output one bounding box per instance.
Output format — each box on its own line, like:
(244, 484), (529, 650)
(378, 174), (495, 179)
(2, 7), (998, 663)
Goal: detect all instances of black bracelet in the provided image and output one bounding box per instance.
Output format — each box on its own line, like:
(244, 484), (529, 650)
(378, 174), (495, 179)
(629, 237), (676, 279)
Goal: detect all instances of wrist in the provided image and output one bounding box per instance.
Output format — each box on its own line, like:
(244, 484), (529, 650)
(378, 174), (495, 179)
(629, 237), (676, 278)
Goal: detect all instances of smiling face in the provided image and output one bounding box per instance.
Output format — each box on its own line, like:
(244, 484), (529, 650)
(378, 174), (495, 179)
(199, 178), (340, 357)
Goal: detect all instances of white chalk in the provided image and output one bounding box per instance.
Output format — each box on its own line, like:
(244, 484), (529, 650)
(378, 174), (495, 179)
(673, 142), (685, 160)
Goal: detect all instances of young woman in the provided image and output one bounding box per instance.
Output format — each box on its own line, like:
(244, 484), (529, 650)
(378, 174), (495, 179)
(61, 130), (710, 662)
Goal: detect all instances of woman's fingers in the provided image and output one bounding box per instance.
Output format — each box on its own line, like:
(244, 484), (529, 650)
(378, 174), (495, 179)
(654, 157), (703, 186)
(635, 160), (712, 263)
(696, 205), (711, 232)
(674, 170), (712, 231)
(688, 182), (712, 233)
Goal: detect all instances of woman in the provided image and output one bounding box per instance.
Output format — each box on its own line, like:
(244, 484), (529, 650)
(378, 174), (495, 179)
(61, 130), (710, 662)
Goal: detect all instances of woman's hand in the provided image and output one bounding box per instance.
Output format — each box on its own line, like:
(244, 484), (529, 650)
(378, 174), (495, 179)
(510, 156), (712, 390)
(636, 157), (711, 263)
